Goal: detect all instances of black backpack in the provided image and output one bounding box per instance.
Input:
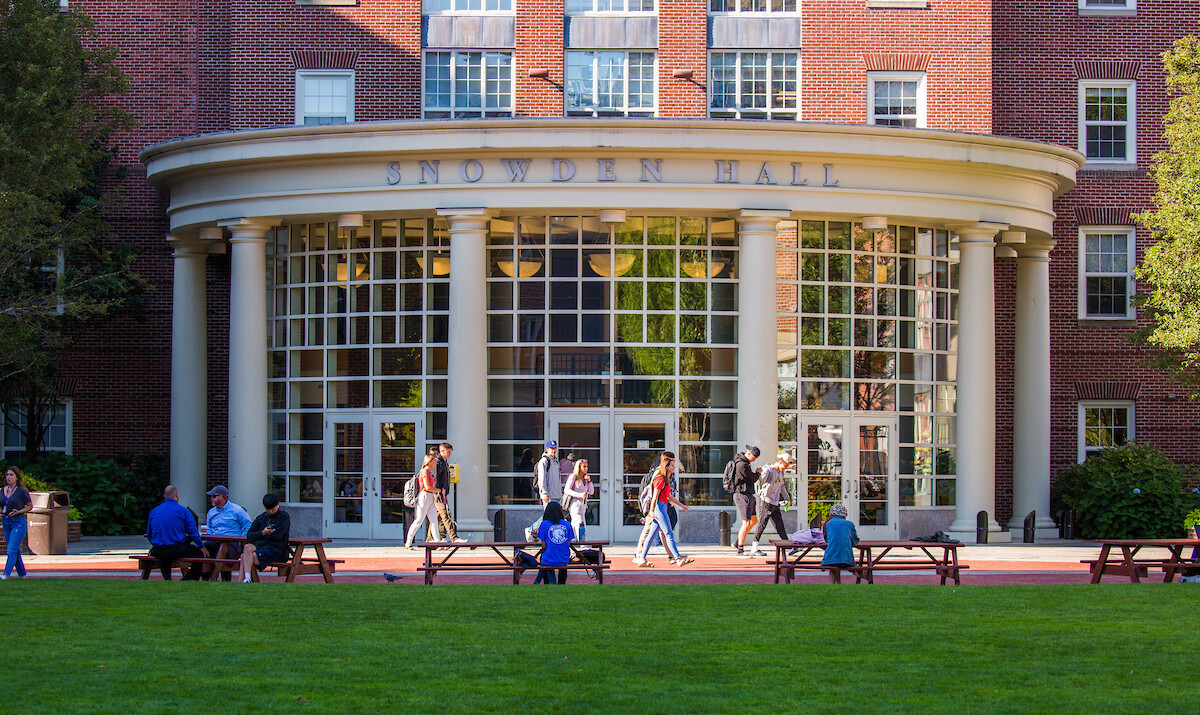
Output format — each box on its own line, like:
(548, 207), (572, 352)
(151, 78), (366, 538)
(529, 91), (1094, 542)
(722, 459), (737, 494)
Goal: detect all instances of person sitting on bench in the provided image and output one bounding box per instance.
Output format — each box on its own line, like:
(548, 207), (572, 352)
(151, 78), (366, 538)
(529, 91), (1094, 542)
(145, 485), (205, 581)
(238, 493), (291, 583)
(821, 503), (859, 584)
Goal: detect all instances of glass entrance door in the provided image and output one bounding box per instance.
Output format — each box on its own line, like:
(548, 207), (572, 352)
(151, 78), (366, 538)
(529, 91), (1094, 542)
(547, 417), (607, 541)
(616, 416), (673, 543)
(325, 412), (423, 539)
(799, 417), (898, 539)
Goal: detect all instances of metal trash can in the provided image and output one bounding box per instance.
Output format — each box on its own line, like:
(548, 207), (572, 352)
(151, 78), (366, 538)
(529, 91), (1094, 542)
(27, 491), (70, 555)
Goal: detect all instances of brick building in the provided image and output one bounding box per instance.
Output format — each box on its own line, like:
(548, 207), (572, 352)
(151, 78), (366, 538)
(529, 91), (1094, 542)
(26, 0), (1198, 541)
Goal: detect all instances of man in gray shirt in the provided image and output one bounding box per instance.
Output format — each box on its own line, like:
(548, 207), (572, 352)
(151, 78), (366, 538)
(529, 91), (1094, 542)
(524, 440), (559, 541)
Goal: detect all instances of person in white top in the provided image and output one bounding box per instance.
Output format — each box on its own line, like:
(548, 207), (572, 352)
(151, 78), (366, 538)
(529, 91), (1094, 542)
(561, 458), (594, 541)
(747, 452), (794, 557)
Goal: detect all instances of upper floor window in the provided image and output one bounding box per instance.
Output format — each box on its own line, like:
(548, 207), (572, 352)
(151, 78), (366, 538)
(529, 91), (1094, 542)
(565, 51), (655, 117)
(566, 0), (653, 11)
(710, 0), (796, 12)
(3, 403), (71, 460)
(1078, 402), (1133, 461)
(1078, 226), (1134, 320)
(709, 51), (798, 120)
(423, 51), (513, 119)
(1079, 0), (1134, 14)
(424, 0), (512, 12)
(868, 72), (925, 128)
(296, 70), (353, 126)
(1079, 80), (1136, 164)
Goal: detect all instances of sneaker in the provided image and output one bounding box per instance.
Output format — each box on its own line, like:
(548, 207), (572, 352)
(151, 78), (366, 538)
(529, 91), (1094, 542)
(748, 549), (767, 557)
(0, 575), (6, 580)
(453, 537), (469, 543)
(242, 574), (252, 583)
(737, 550), (755, 558)
(523, 527), (534, 542)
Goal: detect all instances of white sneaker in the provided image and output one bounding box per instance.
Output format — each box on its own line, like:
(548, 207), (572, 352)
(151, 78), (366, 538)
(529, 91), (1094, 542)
(242, 574), (252, 583)
(453, 537), (469, 543)
(748, 549), (767, 557)
(632, 558), (646, 566)
(523, 527), (534, 542)
(0, 575), (6, 580)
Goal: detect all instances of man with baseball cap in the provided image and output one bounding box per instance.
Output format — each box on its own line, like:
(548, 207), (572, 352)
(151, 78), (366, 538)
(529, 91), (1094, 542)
(524, 440), (559, 541)
(202, 485), (252, 580)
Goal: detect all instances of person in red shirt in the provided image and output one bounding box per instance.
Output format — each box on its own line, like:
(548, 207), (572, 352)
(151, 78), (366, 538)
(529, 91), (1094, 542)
(632, 453), (692, 567)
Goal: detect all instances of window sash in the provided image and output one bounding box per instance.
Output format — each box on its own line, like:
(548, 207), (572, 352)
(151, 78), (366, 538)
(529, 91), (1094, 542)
(1079, 82), (1135, 162)
(709, 0), (797, 13)
(565, 0), (654, 12)
(1079, 403), (1133, 460)
(1079, 228), (1134, 319)
(566, 51), (656, 116)
(423, 0), (513, 12)
(297, 71), (353, 126)
(424, 51), (513, 118)
(709, 51), (798, 119)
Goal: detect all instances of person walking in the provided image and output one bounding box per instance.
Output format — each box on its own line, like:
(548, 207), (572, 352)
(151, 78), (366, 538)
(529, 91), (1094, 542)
(434, 442), (468, 543)
(821, 503), (860, 583)
(731, 445), (762, 557)
(632, 453), (693, 567)
(524, 440), (559, 541)
(747, 452), (794, 557)
(561, 458), (594, 541)
(237, 493), (292, 583)
(406, 453), (442, 549)
(533, 501), (572, 584)
(635, 451), (681, 558)
(2, 467), (33, 580)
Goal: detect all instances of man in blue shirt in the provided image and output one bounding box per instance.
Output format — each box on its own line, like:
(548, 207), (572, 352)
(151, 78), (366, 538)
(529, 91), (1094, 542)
(202, 485), (252, 581)
(145, 485), (205, 581)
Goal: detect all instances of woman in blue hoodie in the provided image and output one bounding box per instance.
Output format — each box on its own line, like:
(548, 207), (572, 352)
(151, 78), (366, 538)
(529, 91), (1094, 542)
(821, 503), (859, 584)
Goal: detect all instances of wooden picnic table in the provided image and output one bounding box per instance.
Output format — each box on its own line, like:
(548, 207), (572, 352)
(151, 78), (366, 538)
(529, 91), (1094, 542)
(1085, 538), (1200, 583)
(769, 539), (967, 585)
(204, 535), (341, 583)
(417, 540), (610, 585)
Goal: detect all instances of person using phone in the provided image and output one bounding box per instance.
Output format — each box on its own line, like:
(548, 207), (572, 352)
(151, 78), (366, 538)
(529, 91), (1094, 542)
(237, 493), (291, 583)
(2, 467), (33, 579)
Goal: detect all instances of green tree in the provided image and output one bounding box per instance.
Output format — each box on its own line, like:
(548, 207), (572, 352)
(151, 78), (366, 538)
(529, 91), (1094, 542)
(1134, 35), (1200, 392)
(0, 0), (143, 456)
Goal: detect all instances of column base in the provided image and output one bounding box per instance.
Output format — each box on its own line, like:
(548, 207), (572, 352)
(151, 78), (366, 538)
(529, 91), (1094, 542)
(454, 517), (497, 541)
(946, 528), (1012, 544)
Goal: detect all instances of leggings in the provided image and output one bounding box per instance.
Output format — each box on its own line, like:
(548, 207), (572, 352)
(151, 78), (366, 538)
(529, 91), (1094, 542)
(753, 501), (789, 543)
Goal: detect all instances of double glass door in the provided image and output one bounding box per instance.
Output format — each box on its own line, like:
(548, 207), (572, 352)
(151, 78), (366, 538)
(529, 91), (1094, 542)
(547, 413), (673, 543)
(799, 416), (898, 539)
(324, 412), (424, 539)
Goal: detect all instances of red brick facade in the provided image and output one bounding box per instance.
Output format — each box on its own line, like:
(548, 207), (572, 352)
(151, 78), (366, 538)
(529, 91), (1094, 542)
(59, 0), (1200, 511)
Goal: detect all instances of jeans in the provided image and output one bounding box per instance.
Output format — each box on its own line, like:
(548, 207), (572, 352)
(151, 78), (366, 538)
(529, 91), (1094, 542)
(3, 516), (27, 578)
(148, 541), (204, 580)
(646, 505), (677, 551)
(637, 502), (681, 562)
(533, 566), (567, 584)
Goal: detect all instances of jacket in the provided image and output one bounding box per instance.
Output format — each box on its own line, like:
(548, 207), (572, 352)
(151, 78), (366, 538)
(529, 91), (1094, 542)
(732, 453), (759, 495)
(756, 466), (791, 506)
(535, 452), (562, 501)
(821, 516), (859, 567)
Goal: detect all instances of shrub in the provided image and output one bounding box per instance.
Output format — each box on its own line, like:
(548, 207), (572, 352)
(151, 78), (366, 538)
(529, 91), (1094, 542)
(2, 452), (169, 536)
(1051, 444), (1189, 539)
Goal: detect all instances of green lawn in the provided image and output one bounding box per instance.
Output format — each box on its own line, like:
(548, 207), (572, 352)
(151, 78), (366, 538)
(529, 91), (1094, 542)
(9, 580), (1198, 713)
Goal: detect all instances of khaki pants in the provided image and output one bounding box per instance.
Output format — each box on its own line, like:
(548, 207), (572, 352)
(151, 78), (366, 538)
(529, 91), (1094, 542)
(435, 494), (458, 540)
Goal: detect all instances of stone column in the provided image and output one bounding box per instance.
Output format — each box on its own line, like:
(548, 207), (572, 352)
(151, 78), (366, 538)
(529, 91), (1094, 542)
(1008, 239), (1058, 538)
(437, 208), (493, 540)
(220, 218), (277, 509)
(168, 233), (211, 515)
(735, 210), (789, 463)
(947, 223), (1010, 543)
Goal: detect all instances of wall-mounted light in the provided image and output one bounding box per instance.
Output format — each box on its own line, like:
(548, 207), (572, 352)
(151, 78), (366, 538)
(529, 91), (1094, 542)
(528, 68), (550, 79)
(861, 216), (888, 232)
(598, 209), (626, 225)
(338, 213), (364, 228)
(672, 69), (694, 80)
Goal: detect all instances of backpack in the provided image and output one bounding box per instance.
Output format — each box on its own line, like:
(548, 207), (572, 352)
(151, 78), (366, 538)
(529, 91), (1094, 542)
(722, 459), (738, 495)
(638, 481), (654, 514)
(403, 473), (420, 508)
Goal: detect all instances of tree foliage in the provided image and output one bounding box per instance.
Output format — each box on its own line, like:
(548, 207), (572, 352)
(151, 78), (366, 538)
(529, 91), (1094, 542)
(1134, 35), (1200, 392)
(0, 0), (144, 454)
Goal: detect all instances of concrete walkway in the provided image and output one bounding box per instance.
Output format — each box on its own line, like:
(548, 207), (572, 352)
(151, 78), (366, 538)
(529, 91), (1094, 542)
(10, 535), (1171, 585)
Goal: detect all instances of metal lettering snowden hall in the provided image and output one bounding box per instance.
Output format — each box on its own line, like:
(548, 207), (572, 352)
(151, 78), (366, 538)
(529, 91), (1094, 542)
(384, 158), (841, 188)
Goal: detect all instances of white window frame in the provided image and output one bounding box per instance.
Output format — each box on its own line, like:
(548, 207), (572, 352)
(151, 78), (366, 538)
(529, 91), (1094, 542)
(1078, 80), (1136, 165)
(1077, 226), (1135, 320)
(708, 0), (798, 14)
(422, 0), (513, 13)
(708, 50), (800, 121)
(867, 72), (926, 128)
(565, 0), (654, 13)
(1078, 401), (1134, 462)
(295, 70), (354, 126)
(1078, 0), (1135, 16)
(565, 50), (657, 117)
(2, 401), (72, 459)
(421, 50), (514, 119)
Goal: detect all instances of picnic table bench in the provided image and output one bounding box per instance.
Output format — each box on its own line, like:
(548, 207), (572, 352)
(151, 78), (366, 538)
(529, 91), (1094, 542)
(417, 540), (610, 585)
(769, 539), (967, 585)
(132, 536), (342, 582)
(1084, 538), (1200, 583)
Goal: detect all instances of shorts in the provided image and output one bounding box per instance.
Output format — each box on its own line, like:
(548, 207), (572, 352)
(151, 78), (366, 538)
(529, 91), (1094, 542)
(253, 545), (284, 570)
(733, 493), (756, 520)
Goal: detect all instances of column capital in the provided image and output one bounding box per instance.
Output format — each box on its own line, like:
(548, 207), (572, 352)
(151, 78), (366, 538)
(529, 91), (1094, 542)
(949, 222), (1007, 244)
(218, 217), (279, 242)
(1016, 238), (1056, 261)
(735, 209), (791, 231)
(166, 234), (208, 258)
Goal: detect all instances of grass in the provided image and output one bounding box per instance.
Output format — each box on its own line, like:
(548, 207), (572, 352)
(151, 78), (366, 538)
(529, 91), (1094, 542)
(9, 580), (1200, 713)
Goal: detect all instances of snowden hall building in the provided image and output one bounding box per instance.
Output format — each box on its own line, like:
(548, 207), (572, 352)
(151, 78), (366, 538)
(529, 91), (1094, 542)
(37, 0), (1200, 542)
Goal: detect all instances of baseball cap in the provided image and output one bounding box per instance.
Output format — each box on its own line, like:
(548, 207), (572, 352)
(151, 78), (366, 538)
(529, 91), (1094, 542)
(206, 485), (229, 497)
(545, 440), (558, 448)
